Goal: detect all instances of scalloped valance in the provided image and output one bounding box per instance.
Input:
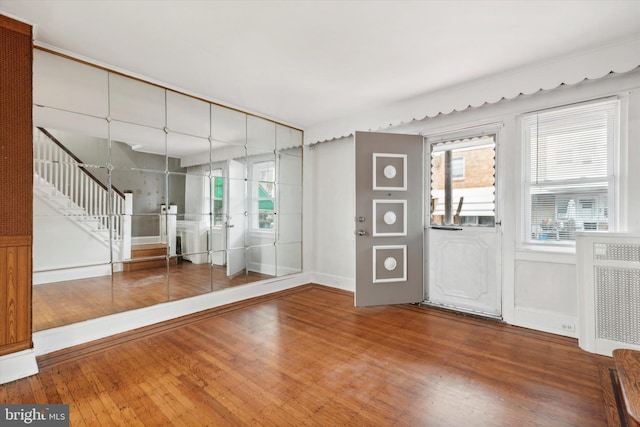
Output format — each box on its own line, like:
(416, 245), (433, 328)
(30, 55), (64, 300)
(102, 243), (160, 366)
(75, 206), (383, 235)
(304, 35), (640, 145)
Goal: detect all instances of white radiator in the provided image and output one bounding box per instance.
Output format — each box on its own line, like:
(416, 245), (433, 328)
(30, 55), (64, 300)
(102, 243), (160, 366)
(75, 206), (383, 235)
(577, 232), (640, 356)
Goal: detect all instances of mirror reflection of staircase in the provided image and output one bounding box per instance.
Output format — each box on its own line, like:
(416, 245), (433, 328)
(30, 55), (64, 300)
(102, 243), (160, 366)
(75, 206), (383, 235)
(123, 244), (177, 272)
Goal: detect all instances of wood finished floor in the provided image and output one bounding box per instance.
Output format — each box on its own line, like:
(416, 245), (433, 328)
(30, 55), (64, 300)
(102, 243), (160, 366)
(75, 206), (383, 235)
(33, 262), (272, 331)
(4, 285), (617, 426)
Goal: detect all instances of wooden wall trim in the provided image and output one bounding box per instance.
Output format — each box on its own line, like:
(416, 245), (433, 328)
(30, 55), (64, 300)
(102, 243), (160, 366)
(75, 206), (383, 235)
(0, 14), (34, 358)
(0, 235), (31, 247)
(0, 243), (32, 356)
(0, 16), (33, 237)
(0, 14), (31, 36)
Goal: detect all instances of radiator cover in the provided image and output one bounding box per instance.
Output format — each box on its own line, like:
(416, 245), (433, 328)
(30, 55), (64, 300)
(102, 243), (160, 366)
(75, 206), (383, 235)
(578, 233), (640, 355)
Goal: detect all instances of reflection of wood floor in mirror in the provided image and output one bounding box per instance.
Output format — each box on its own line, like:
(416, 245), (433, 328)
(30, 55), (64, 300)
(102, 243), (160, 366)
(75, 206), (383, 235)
(33, 262), (272, 331)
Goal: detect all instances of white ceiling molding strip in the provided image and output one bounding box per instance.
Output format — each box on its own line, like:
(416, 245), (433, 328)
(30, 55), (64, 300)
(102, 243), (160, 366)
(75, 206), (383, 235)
(304, 35), (640, 145)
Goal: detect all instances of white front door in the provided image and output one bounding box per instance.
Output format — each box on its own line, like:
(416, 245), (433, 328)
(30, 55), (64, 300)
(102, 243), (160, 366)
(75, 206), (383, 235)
(426, 133), (502, 317)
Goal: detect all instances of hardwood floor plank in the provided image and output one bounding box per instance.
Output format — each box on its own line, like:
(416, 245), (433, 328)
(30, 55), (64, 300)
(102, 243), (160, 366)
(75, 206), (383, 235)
(3, 285), (618, 426)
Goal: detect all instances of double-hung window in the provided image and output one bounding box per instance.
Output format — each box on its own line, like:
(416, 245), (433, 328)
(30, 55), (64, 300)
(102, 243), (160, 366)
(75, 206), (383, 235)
(211, 169), (224, 227)
(251, 160), (276, 230)
(522, 99), (618, 245)
(201, 168), (225, 227)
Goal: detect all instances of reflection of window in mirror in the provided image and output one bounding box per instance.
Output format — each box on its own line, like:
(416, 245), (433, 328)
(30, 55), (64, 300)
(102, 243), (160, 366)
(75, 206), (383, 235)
(200, 167), (225, 226)
(250, 160), (275, 230)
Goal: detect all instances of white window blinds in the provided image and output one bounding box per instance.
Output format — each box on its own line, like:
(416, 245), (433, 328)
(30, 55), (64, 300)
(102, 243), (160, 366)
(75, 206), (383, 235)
(522, 99), (618, 244)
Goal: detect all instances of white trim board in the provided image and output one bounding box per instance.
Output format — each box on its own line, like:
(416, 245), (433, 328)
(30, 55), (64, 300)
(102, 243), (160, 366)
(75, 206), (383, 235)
(512, 306), (578, 339)
(0, 349), (39, 385)
(33, 264), (111, 285)
(311, 272), (355, 293)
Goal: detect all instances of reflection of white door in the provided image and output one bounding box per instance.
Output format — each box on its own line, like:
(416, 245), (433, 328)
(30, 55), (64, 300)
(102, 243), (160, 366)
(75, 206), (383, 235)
(226, 159), (246, 277)
(210, 167), (226, 266)
(426, 134), (502, 317)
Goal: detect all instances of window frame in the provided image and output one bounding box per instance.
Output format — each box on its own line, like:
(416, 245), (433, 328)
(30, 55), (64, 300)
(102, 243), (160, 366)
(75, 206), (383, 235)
(206, 168), (224, 227)
(248, 158), (276, 232)
(520, 97), (619, 248)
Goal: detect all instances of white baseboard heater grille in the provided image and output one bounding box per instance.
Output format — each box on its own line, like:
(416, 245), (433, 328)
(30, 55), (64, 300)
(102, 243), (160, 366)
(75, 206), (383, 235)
(578, 233), (640, 356)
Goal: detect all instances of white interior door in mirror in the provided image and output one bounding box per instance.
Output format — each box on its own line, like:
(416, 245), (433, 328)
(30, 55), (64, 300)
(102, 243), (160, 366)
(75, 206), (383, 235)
(226, 158), (246, 277)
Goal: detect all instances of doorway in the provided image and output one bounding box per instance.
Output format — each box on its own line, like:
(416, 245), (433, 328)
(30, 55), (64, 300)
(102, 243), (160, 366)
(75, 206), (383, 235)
(425, 133), (502, 317)
(354, 130), (502, 317)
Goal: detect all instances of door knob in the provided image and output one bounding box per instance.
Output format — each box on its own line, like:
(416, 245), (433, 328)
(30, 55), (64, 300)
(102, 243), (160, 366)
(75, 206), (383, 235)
(357, 229), (366, 236)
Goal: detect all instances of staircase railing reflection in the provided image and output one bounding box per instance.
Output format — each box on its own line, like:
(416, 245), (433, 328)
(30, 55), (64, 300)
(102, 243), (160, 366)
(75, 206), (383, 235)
(33, 127), (131, 251)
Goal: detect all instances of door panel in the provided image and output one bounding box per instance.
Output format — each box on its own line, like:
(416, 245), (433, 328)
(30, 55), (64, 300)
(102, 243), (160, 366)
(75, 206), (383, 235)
(426, 134), (501, 317)
(355, 131), (424, 306)
(428, 228), (500, 315)
(226, 159), (246, 277)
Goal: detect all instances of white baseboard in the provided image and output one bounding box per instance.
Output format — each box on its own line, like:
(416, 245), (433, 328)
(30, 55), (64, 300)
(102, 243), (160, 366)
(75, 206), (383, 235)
(247, 262), (301, 277)
(0, 349), (39, 384)
(33, 264), (111, 285)
(512, 306), (578, 339)
(311, 272), (355, 292)
(33, 272), (312, 356)
(276, 266), (302, 276)
(579, 336), (640, 357)
(131, 236), (161, 245)
(248, 262), (276, 276)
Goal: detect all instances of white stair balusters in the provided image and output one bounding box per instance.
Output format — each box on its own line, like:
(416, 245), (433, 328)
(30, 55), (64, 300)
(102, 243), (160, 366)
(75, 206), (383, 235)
(33, 127), (128, 245)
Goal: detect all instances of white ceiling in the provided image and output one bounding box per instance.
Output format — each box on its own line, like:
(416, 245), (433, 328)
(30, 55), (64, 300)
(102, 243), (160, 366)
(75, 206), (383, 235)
(2, 0), (640, 132)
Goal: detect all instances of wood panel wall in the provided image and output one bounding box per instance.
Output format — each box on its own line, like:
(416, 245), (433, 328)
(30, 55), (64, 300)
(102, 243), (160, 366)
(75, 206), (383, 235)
(0, 15), (33, 356)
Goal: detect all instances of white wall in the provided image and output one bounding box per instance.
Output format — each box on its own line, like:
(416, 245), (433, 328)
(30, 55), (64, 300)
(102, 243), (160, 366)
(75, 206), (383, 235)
(308, 69), (640, 337)
(308, 139), (355, 290)
(33, 196), (111, 284)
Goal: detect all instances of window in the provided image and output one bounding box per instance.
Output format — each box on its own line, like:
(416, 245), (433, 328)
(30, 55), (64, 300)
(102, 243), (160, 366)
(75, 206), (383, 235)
(522, 99), (618, 245)
(451, 156), (465, 180)
(203, 168), (224, 226)
(430, 135), (496, 227)
(251, 160), (275, 230)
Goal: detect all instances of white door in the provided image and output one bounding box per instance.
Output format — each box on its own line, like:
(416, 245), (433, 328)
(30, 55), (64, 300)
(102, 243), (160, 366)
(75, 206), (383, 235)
(426, 133), (502, 317)
(208, 168), (226, 266)
(354, 131), (424, 306)
(226, 159), (246, 277)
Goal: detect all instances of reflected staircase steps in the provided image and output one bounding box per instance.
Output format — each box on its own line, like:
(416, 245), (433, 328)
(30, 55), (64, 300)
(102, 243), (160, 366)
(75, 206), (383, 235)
(122, 243), (177, 272)
(613, 349), (640, 427)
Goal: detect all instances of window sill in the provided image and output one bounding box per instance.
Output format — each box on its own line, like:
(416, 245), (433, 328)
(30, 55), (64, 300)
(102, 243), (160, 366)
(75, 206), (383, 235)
(516, 244), (577, 264)
(249, 229), (275, 235)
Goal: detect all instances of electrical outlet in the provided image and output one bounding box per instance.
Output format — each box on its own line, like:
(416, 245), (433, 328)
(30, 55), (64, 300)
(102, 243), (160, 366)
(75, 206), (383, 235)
(561, 323), (575, 332)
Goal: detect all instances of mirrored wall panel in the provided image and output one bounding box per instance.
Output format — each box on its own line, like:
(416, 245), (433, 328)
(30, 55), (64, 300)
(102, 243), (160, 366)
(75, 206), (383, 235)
(32, 49), (303, 331)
